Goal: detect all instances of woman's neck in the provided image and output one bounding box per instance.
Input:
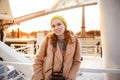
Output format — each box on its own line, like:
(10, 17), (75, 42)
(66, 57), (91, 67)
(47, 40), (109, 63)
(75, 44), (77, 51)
(57, 34), (64, 40)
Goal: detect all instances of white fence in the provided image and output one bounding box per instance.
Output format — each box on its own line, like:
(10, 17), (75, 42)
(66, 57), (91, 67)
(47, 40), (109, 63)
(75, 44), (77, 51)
(0, 61), (32, 80)
(1, 61), (120, 80)
(1, 42), (119, 80)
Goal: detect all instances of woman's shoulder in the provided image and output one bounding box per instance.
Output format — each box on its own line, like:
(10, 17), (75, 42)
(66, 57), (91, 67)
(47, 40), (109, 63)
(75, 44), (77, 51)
(45, 32), (54, 38)
(68, 30), (78, 43)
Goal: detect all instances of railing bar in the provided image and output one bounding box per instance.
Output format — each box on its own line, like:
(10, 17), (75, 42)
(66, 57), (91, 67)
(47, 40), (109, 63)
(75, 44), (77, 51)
(0, 61), (32, 65)
(15, 68), (26, 80)
(80, 68), (120, 73)
(15, 45), (33, 51)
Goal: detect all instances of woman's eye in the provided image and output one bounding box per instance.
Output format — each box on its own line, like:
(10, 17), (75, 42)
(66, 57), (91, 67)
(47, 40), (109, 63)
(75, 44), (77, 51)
(57, 23), (61, 26)
(52, 25), (55, 28)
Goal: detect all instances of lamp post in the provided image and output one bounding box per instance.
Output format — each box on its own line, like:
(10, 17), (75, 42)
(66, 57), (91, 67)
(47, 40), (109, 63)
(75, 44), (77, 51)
(81, 6), (86, 38)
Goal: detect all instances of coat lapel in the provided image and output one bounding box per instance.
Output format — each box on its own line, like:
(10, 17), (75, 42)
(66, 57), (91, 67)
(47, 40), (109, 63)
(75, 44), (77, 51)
(66, 36), (76, 56)
(54, 36), (76, 63)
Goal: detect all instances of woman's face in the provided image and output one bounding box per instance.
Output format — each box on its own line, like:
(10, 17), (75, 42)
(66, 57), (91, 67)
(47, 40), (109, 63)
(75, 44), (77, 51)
(51, 19), (66, 36)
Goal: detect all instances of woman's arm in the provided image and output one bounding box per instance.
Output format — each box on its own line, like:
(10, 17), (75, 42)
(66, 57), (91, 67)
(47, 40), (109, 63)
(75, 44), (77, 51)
(67, 38), (81, 80)
(32, 37), (48, 80)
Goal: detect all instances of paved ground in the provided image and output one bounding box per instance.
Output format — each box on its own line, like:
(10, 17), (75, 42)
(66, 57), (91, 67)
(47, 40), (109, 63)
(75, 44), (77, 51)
(77, 72), (104, 80)
(76, 54), (104, 80)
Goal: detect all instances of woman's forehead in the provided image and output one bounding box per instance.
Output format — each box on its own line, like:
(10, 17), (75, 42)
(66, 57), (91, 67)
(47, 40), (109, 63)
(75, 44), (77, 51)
(51, 19), (63, 24)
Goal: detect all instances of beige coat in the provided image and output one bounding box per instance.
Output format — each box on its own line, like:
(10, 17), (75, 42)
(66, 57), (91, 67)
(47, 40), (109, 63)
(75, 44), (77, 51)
(32, 35), (81, 80)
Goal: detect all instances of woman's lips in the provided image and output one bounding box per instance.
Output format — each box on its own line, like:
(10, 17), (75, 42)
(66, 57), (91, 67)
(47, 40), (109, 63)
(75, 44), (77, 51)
(55, 28), (61, 33)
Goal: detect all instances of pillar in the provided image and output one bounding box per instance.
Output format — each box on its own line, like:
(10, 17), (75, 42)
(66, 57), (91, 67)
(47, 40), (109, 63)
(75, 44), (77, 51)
(99, 0), (120, 80)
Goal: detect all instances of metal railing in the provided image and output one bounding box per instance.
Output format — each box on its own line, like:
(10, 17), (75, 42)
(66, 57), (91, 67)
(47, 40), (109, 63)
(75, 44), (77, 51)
(1, 43), (119, 80)
(11, 43), (98, 55)
(1, 61), (120, 80)
(0, 61), (27, 80)
(11, 44), (36, 54)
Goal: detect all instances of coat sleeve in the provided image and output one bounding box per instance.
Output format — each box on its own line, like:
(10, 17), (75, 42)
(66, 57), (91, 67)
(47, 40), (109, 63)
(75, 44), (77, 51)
(32, 37), (48, 80)
(67, 38), (81, 80)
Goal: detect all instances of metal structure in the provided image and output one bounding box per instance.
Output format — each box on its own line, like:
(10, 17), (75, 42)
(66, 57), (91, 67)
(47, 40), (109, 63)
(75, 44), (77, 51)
(9, 0), (98, 25)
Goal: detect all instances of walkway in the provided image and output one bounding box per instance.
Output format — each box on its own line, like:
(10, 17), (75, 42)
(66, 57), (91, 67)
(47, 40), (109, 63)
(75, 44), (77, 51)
(77, 55), (104, 80)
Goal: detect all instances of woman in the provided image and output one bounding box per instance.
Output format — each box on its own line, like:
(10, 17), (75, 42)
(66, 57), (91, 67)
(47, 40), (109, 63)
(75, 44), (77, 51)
(32, 15), (81, 80)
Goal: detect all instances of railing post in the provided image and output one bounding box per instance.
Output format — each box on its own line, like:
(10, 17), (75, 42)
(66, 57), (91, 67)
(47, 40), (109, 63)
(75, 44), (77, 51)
(4, 64), (8, 80)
